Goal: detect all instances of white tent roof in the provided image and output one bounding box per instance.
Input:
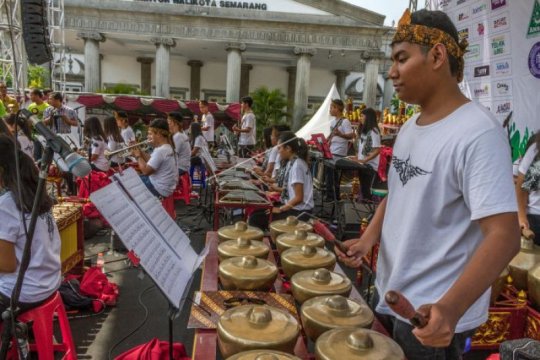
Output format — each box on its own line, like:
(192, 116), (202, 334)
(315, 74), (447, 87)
(295, 84), (340, 140)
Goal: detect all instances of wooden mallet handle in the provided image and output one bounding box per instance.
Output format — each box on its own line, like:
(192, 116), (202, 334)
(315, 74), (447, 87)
(522, 228), (535, 240)
(385, 290), (428, 328)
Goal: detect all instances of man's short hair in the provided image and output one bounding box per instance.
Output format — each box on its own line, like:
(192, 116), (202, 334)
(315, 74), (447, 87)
(241, 96), (253, 108)
(331, 99), (345, 111)
(199, 100), (209, 107)
(168, 111), (183, 123)
(31, 88), (43, 97)
(410, 10), (460, 78)
(50, 92), (63, 101)
(116, 111), (128, 119)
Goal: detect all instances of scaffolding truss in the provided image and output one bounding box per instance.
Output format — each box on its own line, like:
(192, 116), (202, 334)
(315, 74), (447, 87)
(0, 0), (26, 93)
(47, 0), (65, 91)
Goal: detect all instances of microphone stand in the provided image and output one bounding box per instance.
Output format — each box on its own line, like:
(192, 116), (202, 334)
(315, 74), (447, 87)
(0, 145), (55, 360)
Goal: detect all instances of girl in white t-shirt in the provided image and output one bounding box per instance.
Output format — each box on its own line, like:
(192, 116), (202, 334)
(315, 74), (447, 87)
(83, 117), (110, 172)
(189, 122), (208, 167)
(0, 134), (61, 315)
(349, 108), (381, 200)
(168, 112), (191, 176)
(103, 116), (125, 167)
(516, 134), (540, 244)
(115, 111), (136, 145)
(131, 119), (178, 197)
(4, 114), (34, 160)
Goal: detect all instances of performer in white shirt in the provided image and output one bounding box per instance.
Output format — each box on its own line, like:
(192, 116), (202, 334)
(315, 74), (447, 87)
(199, 100), (215, 149)
(233, 96), (256, 158)
(168, 112), (191, 176)
(83, 117), (110, 173)
(115, 111), (136, 145)
(131, 119), (177, 197)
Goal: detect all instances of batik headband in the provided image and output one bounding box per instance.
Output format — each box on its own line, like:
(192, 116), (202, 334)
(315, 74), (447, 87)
(392, 9), (468, 82)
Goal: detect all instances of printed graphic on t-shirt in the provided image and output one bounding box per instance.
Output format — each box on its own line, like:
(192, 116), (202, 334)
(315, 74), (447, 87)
(361, 134), (373, 157)
(392, 155), (431, 186)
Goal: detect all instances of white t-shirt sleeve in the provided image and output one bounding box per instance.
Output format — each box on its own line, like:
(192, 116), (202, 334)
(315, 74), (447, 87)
(461, 129), (517, 220)
(289, 161), (306, 185)
(341, 119), (353, 134)
(268, 146), (279, 164)
(0, 197), (19, 243)
(194, 136), (205, 149)
(147, 147), (165, 171)
(371, 130), (381, 148)
(518, 146), (538, 175)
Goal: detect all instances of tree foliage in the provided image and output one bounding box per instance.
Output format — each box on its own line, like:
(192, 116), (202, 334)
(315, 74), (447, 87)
(250, 86), (289, 142)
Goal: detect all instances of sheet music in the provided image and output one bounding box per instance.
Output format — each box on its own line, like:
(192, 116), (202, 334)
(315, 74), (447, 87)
(112, 168), (197, 270)
(90, 182), (193, 305)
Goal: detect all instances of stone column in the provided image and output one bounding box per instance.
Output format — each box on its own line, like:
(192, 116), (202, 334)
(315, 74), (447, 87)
(137, 57), (154, 95)
(225, 43), (246, 103)
(334, 70), (350, 100)
(240, 64), (253, 98)
(78, 32), (105, 92)
(382, 72), (394, 110)
(151, 37), (176, 98)
(363, 55), (380, 108)
(187, 60), (203, 100)
(292, 47), (316, 131)
(286, 66), (296, 115)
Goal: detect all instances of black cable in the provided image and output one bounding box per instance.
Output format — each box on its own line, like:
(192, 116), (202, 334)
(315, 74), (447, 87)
(107, 285), (154, 360)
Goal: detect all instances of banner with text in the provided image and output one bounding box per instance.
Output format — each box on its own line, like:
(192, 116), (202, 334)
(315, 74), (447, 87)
(441, 0), (540, 159)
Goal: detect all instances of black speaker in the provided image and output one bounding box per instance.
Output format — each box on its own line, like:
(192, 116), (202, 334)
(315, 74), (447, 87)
(21, 0), (52, 65)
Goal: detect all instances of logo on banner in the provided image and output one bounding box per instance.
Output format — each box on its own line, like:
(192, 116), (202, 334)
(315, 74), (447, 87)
(494, 59), (511, 76)
(466, 44), (481, 61)
(494, 80), (512, 95)
(472, 3), (487, 17)
(529, 42), (540, 78)
(491, 35), (508, 56)
(477, 22), (485, 37)
(491, 0), (506, 10)
(440, 0), (452, 7)
(457, 7), (470, 22)
(492, 14), (509, 32)
(458, 28), (469, 41)
(527, 0), (540, 38)
(495, 101), (512, 115)
(473, 84), (490, 98)
(474, 65), (490, 77)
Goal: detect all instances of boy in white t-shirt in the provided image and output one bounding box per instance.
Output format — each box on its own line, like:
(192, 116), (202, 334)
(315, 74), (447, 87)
(168, 112), (191, 176)
(199, 100), (215, 148)
(115, 111), (136, 145)
(233, 96), (256, 158)
(131, 119), (177, 197)
(335, 9), (519, 359)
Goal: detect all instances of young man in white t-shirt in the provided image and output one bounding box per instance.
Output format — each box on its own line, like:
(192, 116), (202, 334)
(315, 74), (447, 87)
(168, 112), (191, 176)
(199, 100), (215, 149)
(233, 96), (256, 158)
(325, 99), (354, 200)
(131, 119), (177, 197)
(335, 9), (519, 359)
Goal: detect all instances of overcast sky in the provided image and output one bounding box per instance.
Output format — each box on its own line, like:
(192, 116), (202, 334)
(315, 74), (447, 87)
(343, 0), (423, 26)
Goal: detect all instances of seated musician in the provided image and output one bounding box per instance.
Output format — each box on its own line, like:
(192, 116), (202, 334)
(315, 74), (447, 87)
(131, 119), (178, 198)
(0, 134), (61, 318)
(83, 117), (110, 173)
(252, 127), (273, 176)
(168, 112), (191, 176)
(189, 122), (208, 167)
(103, 116), (125, 168)
(249, 132), (313, 229)
(348, 107), (381, 200)
(253, 124), (291, 183)
(115, 111), (136, 145)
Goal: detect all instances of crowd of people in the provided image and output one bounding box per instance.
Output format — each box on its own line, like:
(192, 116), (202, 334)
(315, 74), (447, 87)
(0, 7), (537, 360)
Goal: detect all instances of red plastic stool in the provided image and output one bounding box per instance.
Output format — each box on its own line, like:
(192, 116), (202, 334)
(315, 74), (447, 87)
(161, 195), (176, 219)
(16, 291), (77, 360)
(173, 173), (192, 205)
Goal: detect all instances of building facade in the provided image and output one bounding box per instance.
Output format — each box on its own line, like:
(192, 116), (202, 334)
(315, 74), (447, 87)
(63, 0), (394, 128)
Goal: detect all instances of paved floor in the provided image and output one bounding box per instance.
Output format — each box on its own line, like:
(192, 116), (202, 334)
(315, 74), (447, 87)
(68, 196), (493, 359)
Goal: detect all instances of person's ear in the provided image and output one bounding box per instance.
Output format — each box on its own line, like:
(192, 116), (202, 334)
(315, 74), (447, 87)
(430, 43), (449, 74)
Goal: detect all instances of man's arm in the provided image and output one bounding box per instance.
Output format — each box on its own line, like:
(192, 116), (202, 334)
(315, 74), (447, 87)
(0, 239), (16, 273)
(413, 212), (520, 347)
(515, 173), (530, 229)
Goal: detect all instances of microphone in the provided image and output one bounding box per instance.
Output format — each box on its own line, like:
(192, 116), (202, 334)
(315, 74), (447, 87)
(21, 109), (91, 177)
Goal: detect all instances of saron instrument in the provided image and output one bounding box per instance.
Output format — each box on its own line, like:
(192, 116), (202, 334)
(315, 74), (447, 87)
(218, 221), (264, 243)
(219, 256), (278, 291)
(276, 230), (325, 255)
(217, 237), (270, 262)
(269, 216), (312, 243)
(280, 245), (336, 278)
(290, 268), (352, 304)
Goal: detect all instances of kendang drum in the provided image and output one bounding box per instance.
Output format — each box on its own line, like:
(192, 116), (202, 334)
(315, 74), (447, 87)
(218, 237), (270, 262)
(291, 268), (352, 304)
(508, 230), (540, 290)
(315, 328), (404, 360)
(280, 245), (336, 278)
(269, 216), (312, 243)
(276, 230), (325, 255)
(219, 256), (278, 291)
(226, 350), (301, 360)
(219, 221), (264, 243)
(301, 295), (374, 341)
(217, 305), (300, 358)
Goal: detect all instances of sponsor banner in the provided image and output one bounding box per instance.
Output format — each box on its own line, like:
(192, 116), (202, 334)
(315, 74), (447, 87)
(527, 0), (540, 38)
(456, 6), (471, 22)
(465, 43), (482, 62)
(491, 0), (507, 11)
(474, 64), (490, 77)
(490, 12), (510, 33)
(471, 2), (489, 18)
(492, 79), (513, 96)
(490, 33), (511, 57)
(492, 58), (512, 77)
(471, 82), (491, 98)
(493, 99), (512, 116)
(458, 27), (470, 41)
(529, 41), (540, 78)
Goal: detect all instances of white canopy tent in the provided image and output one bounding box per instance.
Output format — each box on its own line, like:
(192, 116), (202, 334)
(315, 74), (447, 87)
(295, 84), (340, 140)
